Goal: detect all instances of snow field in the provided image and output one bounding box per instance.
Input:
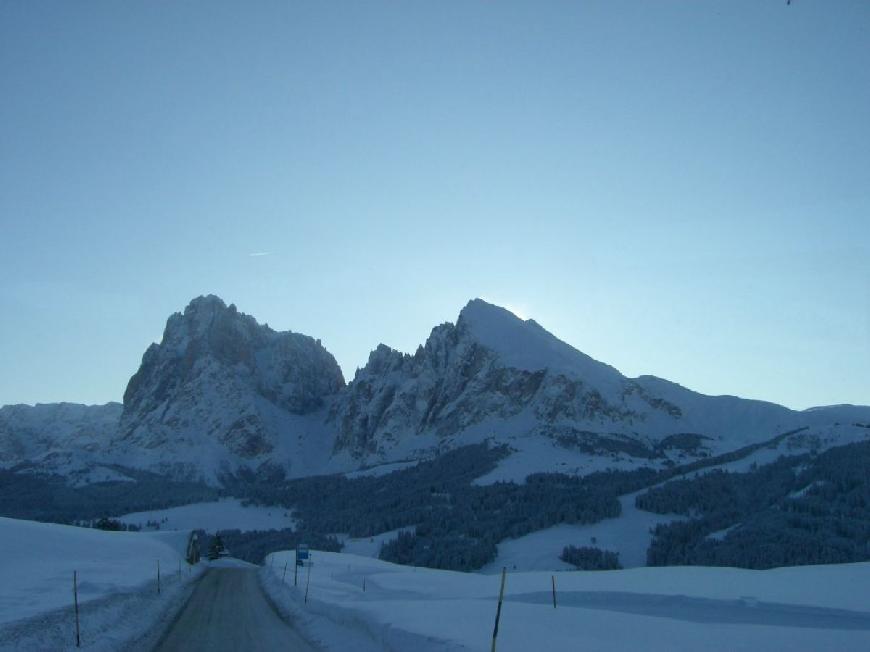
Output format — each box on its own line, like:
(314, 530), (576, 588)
(0, 516), (205, 650)
(117, 497), (296, 533)
(333, 527), (415, 558)
(345, 460), (420, 479)
(482, 492), (681, 572)
(262, 549), (870, 651)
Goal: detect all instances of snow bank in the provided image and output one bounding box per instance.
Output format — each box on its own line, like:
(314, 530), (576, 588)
(262, 549), (870, 651)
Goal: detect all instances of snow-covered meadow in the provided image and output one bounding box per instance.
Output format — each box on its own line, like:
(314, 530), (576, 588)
(0, 517), (203, 650)
(333, 527), (415, 558)
(117, 497), (296, 533)
(482, 491), (681, 572)
(263, 549), (870, 651)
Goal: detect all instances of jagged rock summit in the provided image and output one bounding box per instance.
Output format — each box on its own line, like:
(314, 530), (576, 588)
(331, 297), (677, 460)
(112, 295), (345, 480)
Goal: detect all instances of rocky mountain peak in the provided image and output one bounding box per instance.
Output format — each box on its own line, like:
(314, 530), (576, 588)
(457, 298), (624, 391)
(116, 296), (346, 480)
(457, 297), (518, 325)
(184, 292), (230, 316)
(331, 298), (640, 458)
(359, 344), (407, 377)
(156, 295), (261, 359)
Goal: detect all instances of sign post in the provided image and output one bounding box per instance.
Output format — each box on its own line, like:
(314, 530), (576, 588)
(304, 560), (312, 604)
(295, 544), (309, 587)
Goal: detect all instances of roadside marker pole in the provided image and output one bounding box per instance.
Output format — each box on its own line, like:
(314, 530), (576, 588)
(157, 560), (161, 594)
(73, 570), (81, 648)
(491, 567), (506, 652)
(363, 577), (366, 592)
(294, 546), (299, 587)
(551, 575), (557, 608)
(304, 561), (312, 604)
(282, 561), (288, 583)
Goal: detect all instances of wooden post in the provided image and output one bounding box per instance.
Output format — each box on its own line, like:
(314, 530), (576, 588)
(551, 575), (557, 608)
(491, 567), (506, 652)
(304, 561), (312, 604)
(282, 561), (288, 583)
(157, 559), (161, 594)
(73, 570), (81, 648)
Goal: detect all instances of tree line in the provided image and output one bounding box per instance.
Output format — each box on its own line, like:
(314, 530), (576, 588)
(640, 440), (870, 568)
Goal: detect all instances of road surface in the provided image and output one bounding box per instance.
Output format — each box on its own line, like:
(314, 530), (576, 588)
(153, 566), (319, 651)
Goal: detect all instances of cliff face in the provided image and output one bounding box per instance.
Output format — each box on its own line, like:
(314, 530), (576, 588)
(329, 322), (545, 455)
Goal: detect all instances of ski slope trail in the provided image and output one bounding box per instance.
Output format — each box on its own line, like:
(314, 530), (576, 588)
(153, 566), (319, 652)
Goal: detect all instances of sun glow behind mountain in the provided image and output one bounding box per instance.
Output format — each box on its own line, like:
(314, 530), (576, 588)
(482, 298), (529, 321)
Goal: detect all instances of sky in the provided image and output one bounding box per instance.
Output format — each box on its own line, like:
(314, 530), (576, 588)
(1, 1), (868, 411)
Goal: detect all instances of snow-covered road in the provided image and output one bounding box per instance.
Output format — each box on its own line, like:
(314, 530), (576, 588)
(152, 565), (319, 652)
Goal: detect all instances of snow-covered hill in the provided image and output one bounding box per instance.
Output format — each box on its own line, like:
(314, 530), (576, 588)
(0, 517), (189, 625)
(0, 516), (202, 651)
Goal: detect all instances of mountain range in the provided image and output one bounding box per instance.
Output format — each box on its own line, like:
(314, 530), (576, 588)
(2, 295), (868, 485)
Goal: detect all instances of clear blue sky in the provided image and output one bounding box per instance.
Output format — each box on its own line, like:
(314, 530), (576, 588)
(1, 1), (868, 411)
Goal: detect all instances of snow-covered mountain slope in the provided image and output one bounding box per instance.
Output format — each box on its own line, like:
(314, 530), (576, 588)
(108, 295), (346, 482)
(329, 298), (870, 477)
(0, 402), (121, 472)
